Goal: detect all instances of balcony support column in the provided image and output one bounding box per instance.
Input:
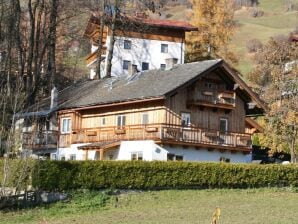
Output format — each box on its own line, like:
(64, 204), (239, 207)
(100, 148), (104, 161)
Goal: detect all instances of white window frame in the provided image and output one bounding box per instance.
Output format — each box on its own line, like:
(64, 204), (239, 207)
(219, 118), (228, 133)
(181, 112), (191, 127)
(116, 115), (126, 128)
(131, 151), (143, 161)
(141, 113), (149, 125)
(61, 117), (71, 134)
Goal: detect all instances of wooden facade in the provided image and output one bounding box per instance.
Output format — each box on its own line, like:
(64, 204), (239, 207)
(57, 71), (254, 153)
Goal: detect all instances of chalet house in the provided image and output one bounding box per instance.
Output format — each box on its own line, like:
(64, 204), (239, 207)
(84, 15), (197, 79)
(18, 59), (265, 163)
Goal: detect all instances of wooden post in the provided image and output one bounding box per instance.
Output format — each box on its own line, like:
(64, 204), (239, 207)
(85, 150), (89, 160)
(100, 148), (104, 161)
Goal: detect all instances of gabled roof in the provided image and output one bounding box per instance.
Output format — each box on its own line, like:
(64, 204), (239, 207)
(22, 59), (266, 116)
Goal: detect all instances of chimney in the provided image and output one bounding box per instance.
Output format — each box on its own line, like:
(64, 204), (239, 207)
(165, 58), (178, 70)
(128, 64), (138, 76)
(50, 86), (58, 109)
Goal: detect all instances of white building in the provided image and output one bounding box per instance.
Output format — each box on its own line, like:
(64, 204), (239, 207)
(84, 15), (197, 79)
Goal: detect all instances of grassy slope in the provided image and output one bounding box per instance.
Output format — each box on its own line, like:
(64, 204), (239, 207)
(1, 189), (298, 224)
(230, 0), (298, 75)
(164, 0), (298, 76)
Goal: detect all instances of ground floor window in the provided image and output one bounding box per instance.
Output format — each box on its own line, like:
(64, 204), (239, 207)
(167, 153), (183, 161)
(131, 151), (143, 161)
(51, 154), (57, 160)
(60, 155), (66, 161)
(219, 157), (230, 163)
(70, 154), (76, 161)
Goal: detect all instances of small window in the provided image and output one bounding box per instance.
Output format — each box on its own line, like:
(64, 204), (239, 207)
(123, 60), (131, 70)
(181, 112), (191, 127)
(142, 62), (149, 71)
(131, 152), (143, 161)
(60, 155), (66, 161)
(161, 44), (168, 53)
(142, 113), (149, 124)
(167, 153), (175, 161)
(219, 118), (228, 133)
(205, 82), (218, 90)
(61, 118), (71, 134)
(101, 117), (106, 126)
(175, 155), (183, 161)
(220, 157), (230, 163)
(116, 115), (126, 127)
(51, 154), (57, 160)
(167, 153), (183, 161)
(160, 64), (166, 71)
(124, 40), (132, 49)
(70, 154), (76, 161)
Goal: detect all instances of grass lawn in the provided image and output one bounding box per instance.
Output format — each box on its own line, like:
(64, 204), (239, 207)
(1, 188), (298, 224)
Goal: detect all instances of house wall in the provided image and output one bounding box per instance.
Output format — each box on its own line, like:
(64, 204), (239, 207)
(165, 72), (246, 133)
(56, 140), (250, 163)
(88, 28), (185, 78)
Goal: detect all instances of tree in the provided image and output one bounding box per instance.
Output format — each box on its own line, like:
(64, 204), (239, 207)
(248, 39), (298, 163)
(186, 0), (237, 64)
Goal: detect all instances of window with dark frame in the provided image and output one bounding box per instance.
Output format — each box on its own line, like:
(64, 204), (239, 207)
(124, 40), (132, 49)
(219, 118), (228, 133)
(131, 152), (143, 161)
(161, 44), (168, 53)
(160, 64), (166, 70)
(123, 60), (131, 70)
(101, 117), (106, 126)
(117, 115), (126, 127)
(181, 112), (191, 127)
(70, 154), (76, 161)
(142, 62), (149, 71)
(167, 153), (183, 161)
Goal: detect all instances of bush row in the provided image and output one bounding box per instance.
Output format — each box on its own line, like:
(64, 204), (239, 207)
(30, 161), (298, 191)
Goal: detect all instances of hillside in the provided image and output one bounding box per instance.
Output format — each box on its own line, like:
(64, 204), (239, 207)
(161, 0), (298, 76)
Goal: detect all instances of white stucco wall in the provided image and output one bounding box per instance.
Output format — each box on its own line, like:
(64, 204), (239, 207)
(55, 144), (98, 161)
(116, 140), (251, 163)
(52, 140), (251, 163)
(89, 35), (185, 78)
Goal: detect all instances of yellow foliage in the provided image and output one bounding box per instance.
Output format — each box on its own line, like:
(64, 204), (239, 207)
(186, 0), (235, 62)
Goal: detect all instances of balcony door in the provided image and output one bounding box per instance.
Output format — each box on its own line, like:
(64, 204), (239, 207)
(219, 118), (229, 145)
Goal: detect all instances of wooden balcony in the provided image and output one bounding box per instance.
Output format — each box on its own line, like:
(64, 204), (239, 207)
(59, 124), (251, 152)
(22, 131), (58, 150)
(86, 48), (107, 66)
(188, 90), (236, 110)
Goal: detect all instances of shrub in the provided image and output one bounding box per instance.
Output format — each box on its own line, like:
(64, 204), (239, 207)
(0, 159), (36, 191)
(246, 38), (263, 53)
(31, 161), (298, 191)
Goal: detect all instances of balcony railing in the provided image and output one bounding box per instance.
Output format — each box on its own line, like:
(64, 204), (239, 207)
(22, 131), (58, 150)
(188, 90), (236, 109)
(59, 124), (251, 151)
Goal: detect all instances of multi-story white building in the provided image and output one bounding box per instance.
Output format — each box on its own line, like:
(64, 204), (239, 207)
(84, 15), (197, 78)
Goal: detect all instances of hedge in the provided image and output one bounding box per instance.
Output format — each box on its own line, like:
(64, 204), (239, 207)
(29, 160), (298, 191)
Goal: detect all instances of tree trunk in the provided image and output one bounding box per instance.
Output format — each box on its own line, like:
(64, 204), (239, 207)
(96, 1), (106, 79)
(46, 0), (59, 90)
(105, 0), (119, 78)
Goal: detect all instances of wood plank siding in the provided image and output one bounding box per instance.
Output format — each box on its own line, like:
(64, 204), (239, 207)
(57, 71), (252, 152)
